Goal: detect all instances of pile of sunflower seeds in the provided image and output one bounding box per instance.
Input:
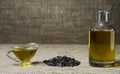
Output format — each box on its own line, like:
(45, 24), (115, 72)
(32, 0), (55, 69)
(43, 56), (80, 67)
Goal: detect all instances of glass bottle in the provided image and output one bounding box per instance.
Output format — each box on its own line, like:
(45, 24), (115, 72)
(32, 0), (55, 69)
(88, 11), (115, 67)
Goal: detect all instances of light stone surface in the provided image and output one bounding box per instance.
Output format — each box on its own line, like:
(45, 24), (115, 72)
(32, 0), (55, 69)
(0, 44), (120, 74)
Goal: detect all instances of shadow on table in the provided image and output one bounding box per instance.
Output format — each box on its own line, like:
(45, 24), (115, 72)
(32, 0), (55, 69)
(113, 59), (120, 67)
(32, 61), (43, 66)
(12, 61), (43, 66)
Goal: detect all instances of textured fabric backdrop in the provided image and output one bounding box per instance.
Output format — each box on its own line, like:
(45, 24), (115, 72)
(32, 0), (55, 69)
(0, 0), (120, 44)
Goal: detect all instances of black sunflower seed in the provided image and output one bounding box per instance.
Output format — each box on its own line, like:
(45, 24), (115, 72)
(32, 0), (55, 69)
(43, 56), (81, 67)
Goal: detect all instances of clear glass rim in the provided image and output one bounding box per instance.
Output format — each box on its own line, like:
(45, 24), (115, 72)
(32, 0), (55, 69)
(12, 43), (40, 50)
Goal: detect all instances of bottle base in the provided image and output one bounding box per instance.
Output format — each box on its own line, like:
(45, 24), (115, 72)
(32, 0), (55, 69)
(89, 60), (114, 68)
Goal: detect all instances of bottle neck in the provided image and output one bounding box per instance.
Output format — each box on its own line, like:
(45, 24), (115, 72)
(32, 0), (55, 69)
(91, 11), (113, 30)
(98, 11), (109, 24)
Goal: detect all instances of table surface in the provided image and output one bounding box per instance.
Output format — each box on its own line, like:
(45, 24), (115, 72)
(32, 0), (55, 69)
(0, 44), (120, 74)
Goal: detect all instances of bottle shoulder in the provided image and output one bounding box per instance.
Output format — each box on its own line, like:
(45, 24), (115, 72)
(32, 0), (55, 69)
(90, 22), (115, 31)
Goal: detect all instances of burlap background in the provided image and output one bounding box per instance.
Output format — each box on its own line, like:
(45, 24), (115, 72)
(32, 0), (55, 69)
(0, 0), (120, 44)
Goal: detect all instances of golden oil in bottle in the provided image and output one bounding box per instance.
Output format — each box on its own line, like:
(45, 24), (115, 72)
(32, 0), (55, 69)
(89, 30), (115, 67)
